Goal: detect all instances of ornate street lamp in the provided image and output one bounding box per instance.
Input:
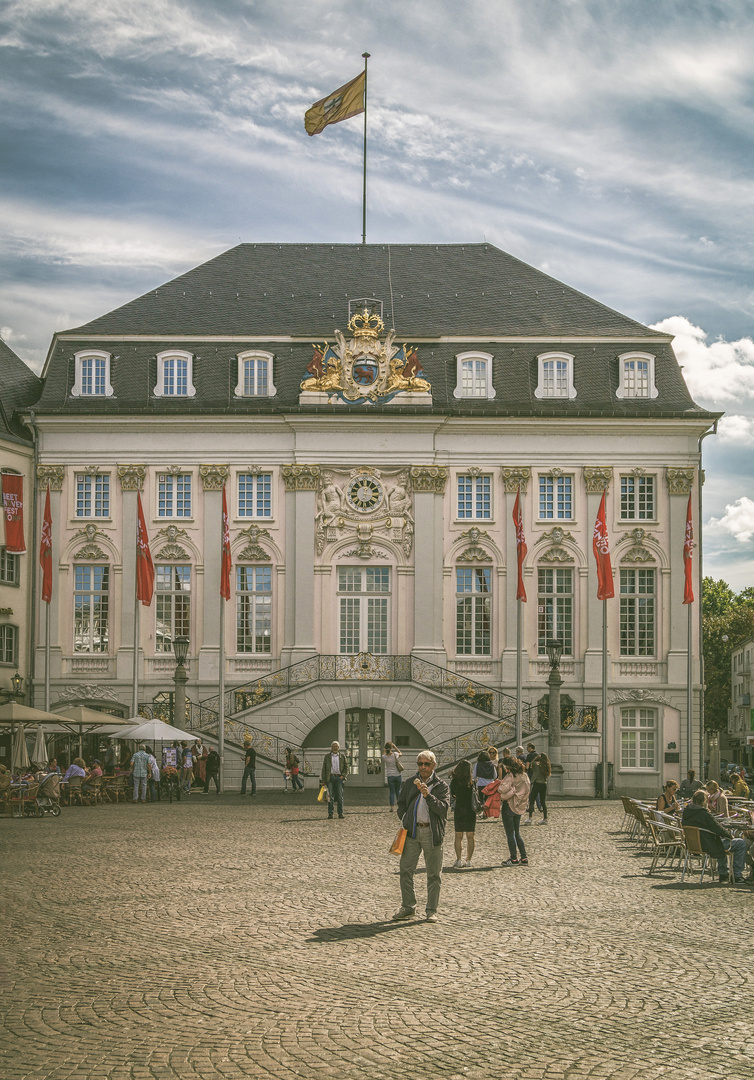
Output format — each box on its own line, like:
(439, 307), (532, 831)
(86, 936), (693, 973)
(546, 638), (563, 791)
(172, 636), (189, 730)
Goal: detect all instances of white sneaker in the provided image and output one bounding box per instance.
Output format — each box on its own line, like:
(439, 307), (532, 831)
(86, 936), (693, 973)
(452, 858), (464, 868)
(537, 819), (548, 825)
(522, 818), (533, 826)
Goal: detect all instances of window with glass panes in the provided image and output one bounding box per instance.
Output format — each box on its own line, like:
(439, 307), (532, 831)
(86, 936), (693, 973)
(623, 359), (649, 397)
(541, 358), (568, 397)
(338, 567), (390, 654)
(76, 473), (110, 517)
(620, 569), (655, 656)
(236, 566), (272, 652)
(0, 547), (19, 584)
(537, 568), (573, 654)
(155, 565), (191, 652)
(0, 624), (17, 664)
(158, 474), (191, 517)
(457, 474), (491, 519)
(539, 474), (572, 519)
(238, 473), (272, 517)
(243, 357), (269, 396)
(620, 707), (657, 769)
(163, 356), (189, 396)
(81, 356), (107, 395)
(461, 358), (488, 397)
(620, 475), (654, 519)
(73, 565), (109, 652)
(455, 567), (491, 655)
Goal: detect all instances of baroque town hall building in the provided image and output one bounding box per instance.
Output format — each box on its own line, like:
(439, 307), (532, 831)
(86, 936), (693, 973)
(22, 243), (716, 796)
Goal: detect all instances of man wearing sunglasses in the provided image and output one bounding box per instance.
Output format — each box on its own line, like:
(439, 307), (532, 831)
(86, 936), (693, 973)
(393, 751), (450, 923)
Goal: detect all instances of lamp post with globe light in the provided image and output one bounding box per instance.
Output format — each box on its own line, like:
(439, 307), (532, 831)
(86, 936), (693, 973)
(546, 638), (564, 795)
(172, 636), (189, 731)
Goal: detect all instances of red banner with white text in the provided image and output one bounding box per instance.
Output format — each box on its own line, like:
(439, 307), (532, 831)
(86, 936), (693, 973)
(592, 490), (614, 600)
(2, 473), (25, 552)
(512, 486), (527, 602)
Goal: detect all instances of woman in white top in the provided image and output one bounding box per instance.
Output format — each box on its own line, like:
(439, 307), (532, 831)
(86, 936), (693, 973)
(381, 741), (403, 811)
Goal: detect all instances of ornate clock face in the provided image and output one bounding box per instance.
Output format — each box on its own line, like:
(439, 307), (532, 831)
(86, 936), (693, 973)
(346, 475), (384, 513)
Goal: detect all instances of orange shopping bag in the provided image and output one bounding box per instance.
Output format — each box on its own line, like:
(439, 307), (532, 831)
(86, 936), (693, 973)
(389, 827), (407, 855)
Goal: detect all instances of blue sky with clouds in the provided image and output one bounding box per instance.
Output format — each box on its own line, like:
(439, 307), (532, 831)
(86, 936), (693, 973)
(1, 0), (753, 586)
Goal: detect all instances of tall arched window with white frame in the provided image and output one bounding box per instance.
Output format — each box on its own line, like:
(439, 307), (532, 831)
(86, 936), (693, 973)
(154, 351), (196, 398)
(72, 351), (114, 397)
(534, 352), (576, 399)
(455, 567), (491, 655)
(616, 352), (658, 399)
(453, 352), (495, 399)
(235, 351), (276, 397)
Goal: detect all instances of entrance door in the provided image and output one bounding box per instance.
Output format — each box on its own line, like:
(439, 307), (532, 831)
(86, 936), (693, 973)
(345, 708), (384, 786)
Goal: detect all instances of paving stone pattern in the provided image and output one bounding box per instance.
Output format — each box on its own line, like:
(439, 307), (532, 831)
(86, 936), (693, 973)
(1, 790), (752, 1080)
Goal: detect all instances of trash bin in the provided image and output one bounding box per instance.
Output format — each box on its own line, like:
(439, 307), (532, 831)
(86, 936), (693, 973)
(595, 761), (614, 798)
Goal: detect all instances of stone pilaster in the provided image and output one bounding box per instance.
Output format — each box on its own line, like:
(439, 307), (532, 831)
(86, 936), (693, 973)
(410, 467), (447, 664)
(501, 466), (531, 494)
(116, 465), (146, 683)
(280, 466), (319, 666)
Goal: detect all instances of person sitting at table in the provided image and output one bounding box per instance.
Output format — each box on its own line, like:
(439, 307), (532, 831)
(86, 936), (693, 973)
(656, 780), (680, 814)
(62, 758), (86, 783)
(82, 759), (103, 792)
(679, 769), (704, 799)
(732, 772), (750, 798)
(682, 789), (748, 883)
(705, 780), (728, 818)
(0, 762), (10, 800)
(47, 758), (62, 775)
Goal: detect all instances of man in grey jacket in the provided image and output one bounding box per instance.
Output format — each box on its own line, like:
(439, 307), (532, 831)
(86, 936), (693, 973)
(393, 751), (450, 923)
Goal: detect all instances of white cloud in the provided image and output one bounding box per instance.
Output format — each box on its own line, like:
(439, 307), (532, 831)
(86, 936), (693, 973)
(651, 316), (754, 407)
(716, 414), (754, 445)
(708, 497), (754, 543)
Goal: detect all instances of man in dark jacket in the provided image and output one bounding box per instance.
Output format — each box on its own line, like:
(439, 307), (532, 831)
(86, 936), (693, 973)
(239, 736), (256, 796)
(393, 751), (450, 922)
(681, 789), (748, 882)
(204, 748), (221, 794)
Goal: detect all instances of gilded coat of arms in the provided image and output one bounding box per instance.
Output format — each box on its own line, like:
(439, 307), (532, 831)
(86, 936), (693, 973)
(300, 307), (431, 405)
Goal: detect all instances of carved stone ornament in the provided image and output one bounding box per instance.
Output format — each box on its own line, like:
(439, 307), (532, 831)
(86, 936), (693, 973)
(237, 524), (272, 562)
(155, 543), (190, 560)
(466, 466), (483, 477)
(342, 543), (388, 560)
(501, 467), (531, 494)
(583, 466), (613, 493)
(200, 464), (229, 491)
(540, 526), (574, 546)
(282, 465), (320, 491)
(316, 468), (414, 556)
(83, 465), (101, 475)
(37, 465), (64, 491)
(620, 546), (656, 563)
(73, 523), (109, 561)
(666, 468), (695, 495)
(456, 527), (492, 563)
(299, 309), (431, 405)
(153, 524), (191, 561)
(539, 546), (574, 563)
(117, 465), (146, 491)
(409, 466), (448, 494)
(54, 683), (121, 703)
(609, 689), (670, 705)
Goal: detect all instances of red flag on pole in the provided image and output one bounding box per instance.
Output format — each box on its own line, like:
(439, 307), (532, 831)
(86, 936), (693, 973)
(2, 473), (25, 553)
(683, 493), (694, 604)
(220, 483), (231, 601)
(512, 486), (527, 602)
(592, 490), (614, 600)
(39, 485), (53, 604)
(136, 491), (154, 606)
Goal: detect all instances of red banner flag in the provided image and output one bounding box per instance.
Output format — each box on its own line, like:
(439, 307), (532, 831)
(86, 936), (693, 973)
(683, 493), (694, 605)
(136, 491), (154, 606)
(39, 485), (53, 604)
(512, 486), (527, 602)
(592, 490), (614, 600)
(220, 484), (231, 601)
(2, 473), (25, 553)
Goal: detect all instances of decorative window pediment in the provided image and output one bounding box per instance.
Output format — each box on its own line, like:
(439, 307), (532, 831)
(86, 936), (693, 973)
(456, 527), (493, 563)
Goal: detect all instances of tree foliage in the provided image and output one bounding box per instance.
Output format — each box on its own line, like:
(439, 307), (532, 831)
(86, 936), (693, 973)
(703, 577), (754, 732)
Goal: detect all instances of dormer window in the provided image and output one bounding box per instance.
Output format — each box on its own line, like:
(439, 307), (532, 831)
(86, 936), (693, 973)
(72, 351), (113, 398)
(534, 352), (576, 400)
(235, 351), (276, 397)
(454, 352), (495, 400)
(154, 351), (196, 398)
(616, 352), (658, 399)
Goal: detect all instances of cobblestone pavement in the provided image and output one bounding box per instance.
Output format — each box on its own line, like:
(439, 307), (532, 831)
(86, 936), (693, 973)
(1, 789), (752, 1080)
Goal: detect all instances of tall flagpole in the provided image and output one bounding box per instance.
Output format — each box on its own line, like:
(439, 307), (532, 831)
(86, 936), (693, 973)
(219, 522), (226, 794)
(44, 602), (50, 711)
(515, 598), (522, 747)
(361, 52), (370, 244)
(687, 602), (693, 773)
(132, 595), (140, 715)
(601, 598), (608, 800)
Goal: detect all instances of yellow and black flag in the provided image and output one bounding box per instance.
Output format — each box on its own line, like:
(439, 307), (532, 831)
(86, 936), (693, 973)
(305, 70), (366, 136)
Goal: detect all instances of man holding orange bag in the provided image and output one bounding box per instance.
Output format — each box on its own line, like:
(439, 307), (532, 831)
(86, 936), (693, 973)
(392, 751), (450, 923)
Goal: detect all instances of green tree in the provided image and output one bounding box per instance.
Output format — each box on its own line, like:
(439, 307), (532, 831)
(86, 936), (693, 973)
(703, 577), (754, 732)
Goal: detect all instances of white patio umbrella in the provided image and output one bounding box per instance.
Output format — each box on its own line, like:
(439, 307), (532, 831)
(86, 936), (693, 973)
(12, 724), (30, 774)
(31, 725), (48, 769)
(111, 718), (198, 743)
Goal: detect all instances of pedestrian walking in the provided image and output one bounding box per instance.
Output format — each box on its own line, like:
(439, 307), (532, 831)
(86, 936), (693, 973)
(285, 747), (304, 791)
(472, 750), (496, 794)
(193, 738), (207, 786)
(239, 736), (257, 796)
(524, 753), (550, 825)
(146, 749), (160, 803)
(392, 751), (450, 922)
(450, 758), (476, 867)
(320, 741), (350, 819)
(499, 757), (530, 866)
(381, 741), (404, 811)
(181, 741), (194, 794)
(131, 744), (150, 803)
(204, 747), (220, 793)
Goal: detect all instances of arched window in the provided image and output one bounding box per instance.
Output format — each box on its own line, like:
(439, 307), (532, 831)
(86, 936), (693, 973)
(453, 352), (495, 399)
(154, 351), (196, 398)
(235, 351), (276, 397)
(534, 352), (576, 399)
(236, 565), (272, 653)
(455, 567), (491, 655)
(72, 351), (113, 397)
(616, 352), (658, 399)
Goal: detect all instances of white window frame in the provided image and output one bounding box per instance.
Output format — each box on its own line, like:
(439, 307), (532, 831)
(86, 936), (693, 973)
(620, 707), (658, 771)
(455, 566), (492, 656)
(237, 472), (273, 519)
(537, 567), (574, 656)
(534, 352), (576, 400)
(154, 350), (196, 398)
(234, 351), (276, 397)
(620, 474), (656, 521)
(236, 565), (273, 654)
(453, 352), (496, 400)
(456, 473), (492, 520)
(155, 565), (191, 653)
(337, 566), (391, 655)
(73, 565), (109, 654)
(538, 473), (573, 520)
(616, 352), (658, 399)
(75, 472), (111, 519)
(71, 350), (114, 398)
(619, 568), (656, 657)
(157, 473), (192, 519)
(0, 547), (20, 586)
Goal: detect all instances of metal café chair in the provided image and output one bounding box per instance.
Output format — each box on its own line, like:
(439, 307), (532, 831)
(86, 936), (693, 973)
(681, 825), (735, 885)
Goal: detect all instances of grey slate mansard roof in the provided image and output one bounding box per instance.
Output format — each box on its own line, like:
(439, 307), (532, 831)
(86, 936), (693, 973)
(0, 337), (42, 442)
(37, 243), (716, 419)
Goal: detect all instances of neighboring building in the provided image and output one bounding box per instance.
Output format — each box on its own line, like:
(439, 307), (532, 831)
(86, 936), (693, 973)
(0, 337), (42, 729)
(728, 637), (754, 770)
(27, 243), (718, 795)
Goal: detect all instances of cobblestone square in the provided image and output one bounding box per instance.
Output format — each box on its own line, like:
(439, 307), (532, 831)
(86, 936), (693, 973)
(1, 791), (752, 1080)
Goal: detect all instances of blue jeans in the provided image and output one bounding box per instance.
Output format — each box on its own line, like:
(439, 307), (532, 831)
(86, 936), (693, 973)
(289, 770), (304, 790)
(241, 767), (256, 795)
(387, 775), (402, 806)
(327, 776), (344, 817)
(718, 837), (747, 877)
(502, 803), (527, 860)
